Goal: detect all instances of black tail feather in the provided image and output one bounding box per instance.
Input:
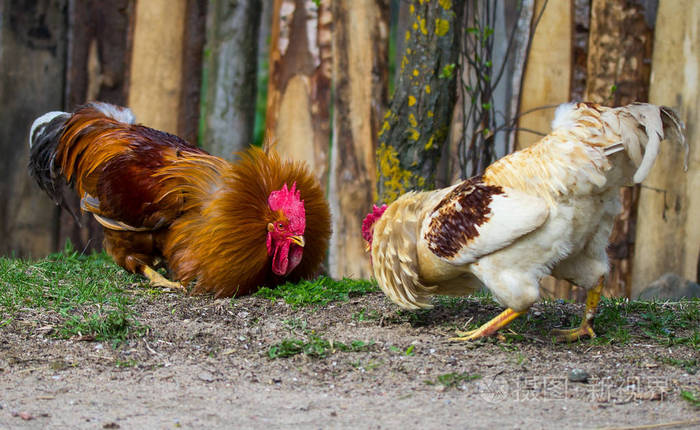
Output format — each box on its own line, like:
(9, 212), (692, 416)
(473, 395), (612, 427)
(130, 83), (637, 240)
(27, 112), (81, 223)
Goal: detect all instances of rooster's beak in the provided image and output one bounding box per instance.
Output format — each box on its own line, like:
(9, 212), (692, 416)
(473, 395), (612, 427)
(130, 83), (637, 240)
(364, 243), (371, 252)
(290, 235), (305, 247)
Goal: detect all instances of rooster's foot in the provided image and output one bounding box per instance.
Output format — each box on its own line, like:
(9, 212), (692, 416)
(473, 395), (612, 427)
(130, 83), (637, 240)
(550, 324), (596, 343)
(142, 266), (186, 292)
(551, 277), (604, 343)
(450, 308), (524, 342)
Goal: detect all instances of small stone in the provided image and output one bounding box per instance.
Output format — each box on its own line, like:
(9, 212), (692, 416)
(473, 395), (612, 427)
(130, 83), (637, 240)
(568, 369), (589, 383)
(15, 411), (34, 420)
(198, 371), (215, 382)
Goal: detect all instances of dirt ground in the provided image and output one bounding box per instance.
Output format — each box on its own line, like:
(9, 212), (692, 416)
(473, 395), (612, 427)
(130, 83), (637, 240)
(1, 292), (699, 429)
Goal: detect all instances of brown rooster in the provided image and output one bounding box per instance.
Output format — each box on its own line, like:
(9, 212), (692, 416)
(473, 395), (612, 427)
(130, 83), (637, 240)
(29, 102), (331, 297)
(363, 102), (686, 342)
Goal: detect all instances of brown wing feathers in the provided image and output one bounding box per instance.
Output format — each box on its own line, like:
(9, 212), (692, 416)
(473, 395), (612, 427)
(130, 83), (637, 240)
(425, 177), (504, 259)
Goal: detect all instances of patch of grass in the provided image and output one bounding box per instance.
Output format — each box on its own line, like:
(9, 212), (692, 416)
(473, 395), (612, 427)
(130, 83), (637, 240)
(255, 276), (377, 308)
(442, 296), (698, 347)
(389, 308), (433, 326)
(680, 390), (700, 409)
(59, 304), (147, 345)
(268, 336), (373, 359)
(282, 317), (308, 332)
(0, 242), (144, 346)
(114, 358), (138, 368)
(586, 298), (699, 347)
(389, 344), (416, 356)
(656, 356), (698, 375)
(352, 308), (381, 322)
(424, 372), (481, 389)
(351, 359), (383, 371)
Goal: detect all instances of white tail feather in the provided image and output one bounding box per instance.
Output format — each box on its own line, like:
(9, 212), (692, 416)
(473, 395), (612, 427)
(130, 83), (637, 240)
(29, 111), (66, 148)
(604, 103), (686, 183)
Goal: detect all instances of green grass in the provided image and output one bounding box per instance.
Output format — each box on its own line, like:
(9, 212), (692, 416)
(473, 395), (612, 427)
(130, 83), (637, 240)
(255, 276), (377, 308)
(352, 308), (381, 322)
(593, 298), (700, 347)
(429, 295), (698, 347)
(656, 356), (698, 375)
(268, 336), (373, 359)
(389, 344), (416, 356)
(681, 390), (700, 409)
(424, 372), (482, 389)
(0, 242), (145, 346)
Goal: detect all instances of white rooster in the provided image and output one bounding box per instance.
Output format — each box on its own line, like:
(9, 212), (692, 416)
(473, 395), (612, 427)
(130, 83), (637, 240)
(362, 102), (686, 342)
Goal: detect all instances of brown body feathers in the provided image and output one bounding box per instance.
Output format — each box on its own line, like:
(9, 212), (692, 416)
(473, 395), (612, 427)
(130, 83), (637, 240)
(29, 103), (331, 297)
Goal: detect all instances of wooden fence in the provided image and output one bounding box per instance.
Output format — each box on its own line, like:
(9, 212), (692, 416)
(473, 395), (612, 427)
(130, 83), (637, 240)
(0, 0), (697, 298)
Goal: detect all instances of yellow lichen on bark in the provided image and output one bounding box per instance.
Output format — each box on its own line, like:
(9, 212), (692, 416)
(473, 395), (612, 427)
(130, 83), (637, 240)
(377, 143), (424, 203)
(435, 18), (449, 36)
(420, 18), (428, 35)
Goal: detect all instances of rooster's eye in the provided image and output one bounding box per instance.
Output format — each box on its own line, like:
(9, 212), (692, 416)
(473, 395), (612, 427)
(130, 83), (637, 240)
(278, 223), (285, 230)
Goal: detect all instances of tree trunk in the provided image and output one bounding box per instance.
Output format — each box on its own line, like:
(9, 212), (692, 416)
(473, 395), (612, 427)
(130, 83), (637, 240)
(201, 0), (260, 159)
(633, 0), (699, 295)
(59, 0), (135, 254)
(584, 0), (656, 299)
(0, 0), (68, 258)
(178, 0), (207, 145)
(376, 0), (464, 204)
(328, 0), (389, 279)
(264, 0), (332, 186)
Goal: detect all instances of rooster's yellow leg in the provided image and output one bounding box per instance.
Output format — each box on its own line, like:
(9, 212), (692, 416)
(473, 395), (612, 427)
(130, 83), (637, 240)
(451, 308), (526, 341)
(550, 278), (604, 342)
(142, 266), (186, 292)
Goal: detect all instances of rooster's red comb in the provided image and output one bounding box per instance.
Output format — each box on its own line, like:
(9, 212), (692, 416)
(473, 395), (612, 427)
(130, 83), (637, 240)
(269, 182), (305, 234)
(361, 204), (387, 243)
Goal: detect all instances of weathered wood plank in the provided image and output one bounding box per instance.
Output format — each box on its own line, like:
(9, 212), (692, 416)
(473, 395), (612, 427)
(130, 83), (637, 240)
(59, 0), (135, 254)
(178, 0), (207, 145)
(328, 0), (389, 279)
(201, 0), (259, 159)
(0, 0), (68, 257)
(515, 0), (571, 150)
(128, 0), (188, 134)
(265, 0), (331, 185)
(633, 0), (700, 294)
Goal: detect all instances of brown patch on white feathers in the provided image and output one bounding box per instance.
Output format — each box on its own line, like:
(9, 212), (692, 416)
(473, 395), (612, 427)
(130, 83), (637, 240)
(424, 177), (505, 259)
